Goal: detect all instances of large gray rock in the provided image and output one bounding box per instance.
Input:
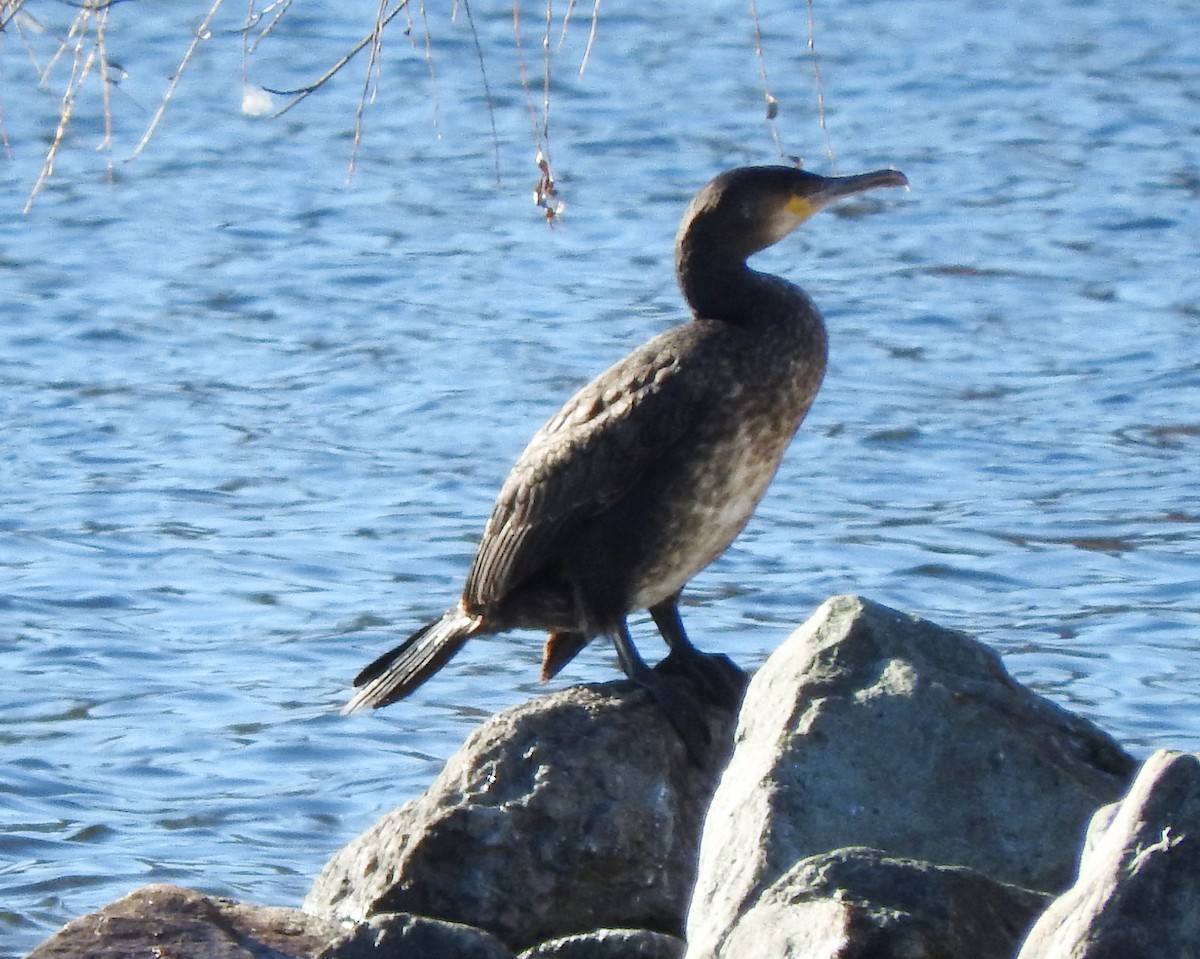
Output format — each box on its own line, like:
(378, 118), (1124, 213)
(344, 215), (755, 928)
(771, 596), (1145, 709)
(686, 595), (1134, 959)
(716, 846), (1048, 959)
(306, 680), (735, 951)
(1017, 749), (1200, 959)
(25, 884), (339, 959)
(319, 912), (516, 959)
(519, 928), (684, 959)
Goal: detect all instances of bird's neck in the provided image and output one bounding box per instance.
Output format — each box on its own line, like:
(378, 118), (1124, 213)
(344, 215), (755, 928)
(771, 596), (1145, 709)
(676, 246), (817, 329)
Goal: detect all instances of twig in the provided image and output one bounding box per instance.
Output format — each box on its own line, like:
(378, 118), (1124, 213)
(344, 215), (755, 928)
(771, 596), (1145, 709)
(417, 0), (442, 139)
(577, 0), (599, 76)
(130, 0), (227, 159)
(347, 0), (390, 182)
(95, 0), (113, 160)
(513, 0), (562, 222)
(557, 0), (599, 76)
(557, 0), (575, 49)
(1, 0), (34, 159)
(265, 0), (410, 116)
(749, 0), (782, 157)
(1, 0), (29, 32)
(459, 0), (501, 184)
(540, 0), (552, 153)
(805, 0), (836, 169)
(243, 0), (292, 55)
(24, 3), (103, 213)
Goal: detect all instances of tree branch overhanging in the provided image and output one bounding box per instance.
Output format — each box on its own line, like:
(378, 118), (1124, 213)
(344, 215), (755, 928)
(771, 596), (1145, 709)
(3, 1), (830, 216)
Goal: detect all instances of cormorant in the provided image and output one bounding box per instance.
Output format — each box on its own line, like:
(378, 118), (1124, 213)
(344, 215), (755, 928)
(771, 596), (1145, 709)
(343, 164), (908, 748)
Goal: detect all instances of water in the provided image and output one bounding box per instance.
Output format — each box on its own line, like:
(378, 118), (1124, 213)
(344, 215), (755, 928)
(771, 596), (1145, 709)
(1, 0), (1197, 953)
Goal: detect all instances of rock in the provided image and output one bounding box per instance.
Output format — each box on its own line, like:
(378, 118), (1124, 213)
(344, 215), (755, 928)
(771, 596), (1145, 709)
(306, 680), (736, 951)
(319, 911), (516, 959)
(685, 595), (1134, 959)
(24, 883), (340, 959)
(1017, 749), (1200, 958)
(519, 928), (685, 959)
(715, 846), (1048, 959)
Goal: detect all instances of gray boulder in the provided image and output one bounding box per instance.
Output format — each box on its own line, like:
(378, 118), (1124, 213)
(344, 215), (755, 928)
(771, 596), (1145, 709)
(685, 595), (1134, 959)
(715, 846), (1048, 959)
(306, 680), (736, 951)
(1017, 749), (1200, 958)
(319, 912), (516, 959)
(519, 928), (684, 959)
(24, 884), (340, 959)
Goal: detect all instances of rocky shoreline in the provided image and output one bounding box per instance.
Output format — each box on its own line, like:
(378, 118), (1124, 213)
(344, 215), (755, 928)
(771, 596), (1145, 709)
(25, 596), (1200, 958)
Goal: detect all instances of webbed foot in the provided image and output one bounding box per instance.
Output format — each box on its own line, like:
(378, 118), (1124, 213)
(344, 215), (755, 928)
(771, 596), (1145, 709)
(649, 598), (748, 711)
(610, 618), (716, 766)
(656, 645), (747, 712)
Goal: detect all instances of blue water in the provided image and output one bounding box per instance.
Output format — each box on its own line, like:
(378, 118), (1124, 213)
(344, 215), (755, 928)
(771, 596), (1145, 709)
(2, 0), (1198, 953)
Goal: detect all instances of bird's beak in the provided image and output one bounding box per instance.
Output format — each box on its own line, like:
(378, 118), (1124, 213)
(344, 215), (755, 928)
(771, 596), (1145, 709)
(786, 169), (909, 220)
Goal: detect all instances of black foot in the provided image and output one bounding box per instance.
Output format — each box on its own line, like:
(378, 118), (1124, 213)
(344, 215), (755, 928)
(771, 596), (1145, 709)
(609, 618), (714, 766)
(648, 597), (748, 712)
(655, 646), (748, 713)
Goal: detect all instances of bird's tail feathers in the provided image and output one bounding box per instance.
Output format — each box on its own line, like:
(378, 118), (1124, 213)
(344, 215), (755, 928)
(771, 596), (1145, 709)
(342, 610), (480, 715)
(540, 630), (590, 682)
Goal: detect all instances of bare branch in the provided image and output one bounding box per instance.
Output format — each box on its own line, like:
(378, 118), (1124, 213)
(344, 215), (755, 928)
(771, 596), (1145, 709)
(7, 0), (839, 224)
(749, 0), (782, 158)
(417, 0), (442, 138)
(95, 0), (113, 156)
(540, 0), (552, 149)
(513, 0), (562, 222)
(264, 0), (410, 116)
(557, 0), (599, 76)
(459, 0), (501, 183)
(805, 0), (836, 169)
(577, 0), (599, 76)
(243, 0), (293, 55)
(130, 0), (228, 159)
(21, 0), (115, 213)
(1, 0), (29, 33)
(346, 0), (389, 181)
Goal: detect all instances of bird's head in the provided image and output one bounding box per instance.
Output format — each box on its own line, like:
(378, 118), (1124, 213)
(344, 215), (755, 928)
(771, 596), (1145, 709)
(677, 165), (909, 264)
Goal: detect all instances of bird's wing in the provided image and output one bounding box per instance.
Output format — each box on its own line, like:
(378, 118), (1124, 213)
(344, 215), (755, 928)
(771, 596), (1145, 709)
(462, 325), (717, 610)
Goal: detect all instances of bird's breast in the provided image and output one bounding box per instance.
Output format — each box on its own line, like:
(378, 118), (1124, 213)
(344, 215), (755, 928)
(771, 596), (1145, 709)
(628, 350), (821, 610)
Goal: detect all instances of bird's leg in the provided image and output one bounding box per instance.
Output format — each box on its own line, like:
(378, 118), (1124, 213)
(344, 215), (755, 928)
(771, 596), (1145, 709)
(649, 596), (747, 711)
(609, 618), (712, 763)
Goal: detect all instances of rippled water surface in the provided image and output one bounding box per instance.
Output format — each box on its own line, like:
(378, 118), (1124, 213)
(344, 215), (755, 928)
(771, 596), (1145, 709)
(2, 0), (1198, 953)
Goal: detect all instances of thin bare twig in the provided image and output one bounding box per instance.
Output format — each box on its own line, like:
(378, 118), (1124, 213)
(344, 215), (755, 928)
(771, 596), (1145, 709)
(243, 0), (292, 55)
(346, 0), (390, 181)
(557, 0), (576, 49)
(130, 0), (227, 159)
(0, 0), (33, 158)
(540, 0), (552, 151)
(749, 0), (782, 158)
(577, 0), (599, 76)
(39, 8), (76, 81)
(264, 0), (410, 116)
(459, 0), (501, 184)
(805, 0), (836, 169)
(556, 0), (599, 76)
(95, 0), (113, 157)
(21, 0), (118, 212)
(1, 0), (29, 32)
(417, 0), (442, 139)
(513, 0), (562, 222)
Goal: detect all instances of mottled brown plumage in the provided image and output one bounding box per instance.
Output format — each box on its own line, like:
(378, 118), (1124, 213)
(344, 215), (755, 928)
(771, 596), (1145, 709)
(343, 165), (907, 748)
